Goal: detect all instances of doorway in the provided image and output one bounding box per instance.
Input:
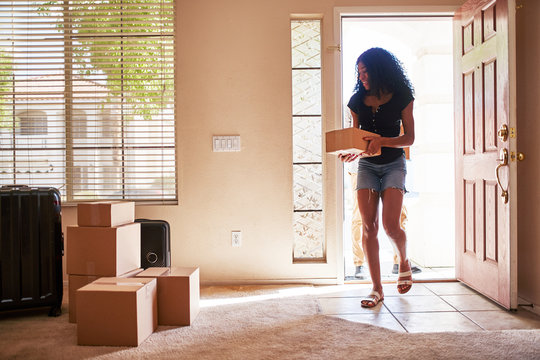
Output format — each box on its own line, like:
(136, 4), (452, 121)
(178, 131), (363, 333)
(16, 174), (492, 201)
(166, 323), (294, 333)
(341, 16), (455, 281)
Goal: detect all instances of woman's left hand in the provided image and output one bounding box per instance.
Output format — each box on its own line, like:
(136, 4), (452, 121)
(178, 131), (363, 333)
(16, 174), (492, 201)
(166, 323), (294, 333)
(362, 136), (382, 156)
(338, 153), (359, 162)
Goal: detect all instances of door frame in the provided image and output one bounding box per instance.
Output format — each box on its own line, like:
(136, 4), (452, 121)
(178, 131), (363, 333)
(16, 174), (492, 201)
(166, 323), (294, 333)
(332, 5), (460, 282)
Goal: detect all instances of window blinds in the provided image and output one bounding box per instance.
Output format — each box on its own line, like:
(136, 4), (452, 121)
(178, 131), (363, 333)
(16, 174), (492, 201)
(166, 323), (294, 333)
(0, 0), (176, 204)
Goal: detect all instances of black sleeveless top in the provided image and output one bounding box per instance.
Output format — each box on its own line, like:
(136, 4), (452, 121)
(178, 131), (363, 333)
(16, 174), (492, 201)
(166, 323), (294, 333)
(347, 90), (414, 164)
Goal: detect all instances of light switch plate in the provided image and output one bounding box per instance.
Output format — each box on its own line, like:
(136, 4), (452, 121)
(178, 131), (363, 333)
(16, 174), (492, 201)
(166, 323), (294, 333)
(213, 135), (241, 152)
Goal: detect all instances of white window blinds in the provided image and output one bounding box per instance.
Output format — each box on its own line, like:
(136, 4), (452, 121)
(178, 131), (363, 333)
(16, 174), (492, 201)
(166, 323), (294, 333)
(0, 0), (176, 204)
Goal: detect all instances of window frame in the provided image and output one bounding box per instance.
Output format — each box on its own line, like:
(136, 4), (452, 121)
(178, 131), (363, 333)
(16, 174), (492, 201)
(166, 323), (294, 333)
(291, 18), (325, 262)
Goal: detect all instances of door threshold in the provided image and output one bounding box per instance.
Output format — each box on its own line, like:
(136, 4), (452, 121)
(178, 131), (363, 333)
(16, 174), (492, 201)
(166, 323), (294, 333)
(345, 266), (456, 283)
(345, 278), (458, 284)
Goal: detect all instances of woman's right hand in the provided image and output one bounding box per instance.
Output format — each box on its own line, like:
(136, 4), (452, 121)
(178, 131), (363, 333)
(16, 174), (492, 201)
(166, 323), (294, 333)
(338, 153), (359, 162)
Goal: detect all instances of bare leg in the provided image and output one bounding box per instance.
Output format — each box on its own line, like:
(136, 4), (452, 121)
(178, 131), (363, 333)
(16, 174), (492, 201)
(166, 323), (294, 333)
(357, 189), (382, 296)
(381, 188), (412, 292)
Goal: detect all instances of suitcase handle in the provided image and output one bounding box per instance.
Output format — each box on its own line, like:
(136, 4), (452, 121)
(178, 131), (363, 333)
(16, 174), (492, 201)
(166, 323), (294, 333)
(2, 184), (30, 188)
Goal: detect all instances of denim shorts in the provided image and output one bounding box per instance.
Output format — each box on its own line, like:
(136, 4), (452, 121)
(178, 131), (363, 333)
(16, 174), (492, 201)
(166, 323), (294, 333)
(356, 154), (407, 193)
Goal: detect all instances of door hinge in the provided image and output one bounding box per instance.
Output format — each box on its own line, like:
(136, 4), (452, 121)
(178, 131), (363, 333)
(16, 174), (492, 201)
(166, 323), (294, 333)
(328, 45), (341, 52)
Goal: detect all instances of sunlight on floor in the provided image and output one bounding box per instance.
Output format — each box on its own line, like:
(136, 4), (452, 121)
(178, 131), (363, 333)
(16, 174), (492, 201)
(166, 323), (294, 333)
(200, 286), (313, 308)
(200, 284), (374, 308)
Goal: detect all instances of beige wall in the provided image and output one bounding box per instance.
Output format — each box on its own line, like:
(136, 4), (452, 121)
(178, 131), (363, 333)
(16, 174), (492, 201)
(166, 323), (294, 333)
(517, 0), (540, 309)
(62, 0), (465, 284)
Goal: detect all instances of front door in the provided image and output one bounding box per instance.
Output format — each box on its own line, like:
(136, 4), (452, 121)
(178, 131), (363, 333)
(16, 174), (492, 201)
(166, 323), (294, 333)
(453, 0), (518, 309)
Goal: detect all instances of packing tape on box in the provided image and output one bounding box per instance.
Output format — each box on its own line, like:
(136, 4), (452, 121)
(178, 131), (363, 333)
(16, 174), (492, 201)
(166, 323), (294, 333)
(89, 205), (101, 222)
(94, 281), (146, 286)
(146, 284), (152, 298)
(86, 262), (95, 274)
(115, 282), (146, 286)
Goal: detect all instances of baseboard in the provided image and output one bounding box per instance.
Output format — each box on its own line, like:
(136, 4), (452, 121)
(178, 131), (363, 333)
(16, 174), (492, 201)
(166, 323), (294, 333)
(518, 296), (540, 316)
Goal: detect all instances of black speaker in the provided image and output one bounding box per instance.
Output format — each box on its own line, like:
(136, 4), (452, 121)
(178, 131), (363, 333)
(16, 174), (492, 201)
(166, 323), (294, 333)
(135, 219), (171, 269)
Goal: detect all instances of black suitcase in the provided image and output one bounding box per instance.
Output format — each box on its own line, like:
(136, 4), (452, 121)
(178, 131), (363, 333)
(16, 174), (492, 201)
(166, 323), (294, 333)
(135, 219), (171, 269)
(0, 185), (63, 316)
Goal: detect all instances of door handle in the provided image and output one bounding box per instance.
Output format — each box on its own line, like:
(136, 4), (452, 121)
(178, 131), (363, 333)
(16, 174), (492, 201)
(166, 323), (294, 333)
(496, 148), (509, 204)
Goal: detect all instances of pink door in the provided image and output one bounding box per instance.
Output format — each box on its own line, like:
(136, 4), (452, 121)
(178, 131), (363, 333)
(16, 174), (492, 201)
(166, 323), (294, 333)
(454, 0), (518, 309)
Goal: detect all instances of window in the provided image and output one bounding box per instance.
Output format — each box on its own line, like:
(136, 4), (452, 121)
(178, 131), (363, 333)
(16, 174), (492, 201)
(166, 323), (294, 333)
(72, 110), (87, 139)
(0, 0), (176, 204)
(291, 19), (324, 261)
(17, 110), (48, 135)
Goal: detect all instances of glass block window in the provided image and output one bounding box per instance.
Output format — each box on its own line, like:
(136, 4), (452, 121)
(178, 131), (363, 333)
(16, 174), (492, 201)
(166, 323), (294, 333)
(291, 19), (324, 261)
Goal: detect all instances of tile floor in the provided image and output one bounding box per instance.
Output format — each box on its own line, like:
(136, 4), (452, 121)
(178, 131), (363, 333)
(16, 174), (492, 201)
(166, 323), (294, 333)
(316, 282), (540, 333)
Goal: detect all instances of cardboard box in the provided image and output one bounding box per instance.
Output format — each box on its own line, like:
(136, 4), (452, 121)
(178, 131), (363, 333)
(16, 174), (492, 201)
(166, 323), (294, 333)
(136, 267), (200, 326)
(68, 268), (144, 323)
(66, 222), (141, 276)
(325, 127), (381, 157)
(77, 201), (135, 227)
(76, 277), (157, 347)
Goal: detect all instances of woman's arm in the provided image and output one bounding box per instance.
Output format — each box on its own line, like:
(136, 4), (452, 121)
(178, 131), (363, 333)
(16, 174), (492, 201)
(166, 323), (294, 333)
(363, 100), (415, 155)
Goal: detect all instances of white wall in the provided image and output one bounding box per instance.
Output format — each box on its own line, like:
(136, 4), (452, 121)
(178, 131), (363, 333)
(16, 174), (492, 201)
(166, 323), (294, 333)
(62, 0), (465, 284)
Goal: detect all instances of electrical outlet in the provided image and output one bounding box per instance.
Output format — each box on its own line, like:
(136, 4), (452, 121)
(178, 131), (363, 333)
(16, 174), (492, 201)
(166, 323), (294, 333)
(231, 231), (242, 247)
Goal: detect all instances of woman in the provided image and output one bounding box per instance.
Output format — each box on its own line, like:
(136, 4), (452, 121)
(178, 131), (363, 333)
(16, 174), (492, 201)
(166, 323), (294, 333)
(339, 47), (415, 308)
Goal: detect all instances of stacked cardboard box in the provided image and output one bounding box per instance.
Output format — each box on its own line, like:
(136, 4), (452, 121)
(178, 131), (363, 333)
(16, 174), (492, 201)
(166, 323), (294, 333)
(77, 277), (157, 347)
(136, 267), (200, 326)
(68, 267), (144, 324)
(67, 201), (157, 346)
(67, 201), (200, 347)
(67, 201), (141, 323)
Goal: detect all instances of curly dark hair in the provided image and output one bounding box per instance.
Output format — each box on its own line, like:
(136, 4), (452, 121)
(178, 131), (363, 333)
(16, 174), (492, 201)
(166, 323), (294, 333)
(353, 47), (414, 98)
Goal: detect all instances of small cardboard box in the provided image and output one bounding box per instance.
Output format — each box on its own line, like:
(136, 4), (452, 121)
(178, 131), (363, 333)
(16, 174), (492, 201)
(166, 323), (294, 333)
(76, 277), (157, 347)
(136, 267), (200, 326)
(66, 222), (141, 276)
(77, 201), (135, 227)
(68, 268), (144, 323)
(325, 127), (381, 157)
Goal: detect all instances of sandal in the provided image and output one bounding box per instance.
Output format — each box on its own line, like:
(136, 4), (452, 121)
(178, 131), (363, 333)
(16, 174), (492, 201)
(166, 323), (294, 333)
(361, 290), (384, 308)
(397, 261), (413, 294)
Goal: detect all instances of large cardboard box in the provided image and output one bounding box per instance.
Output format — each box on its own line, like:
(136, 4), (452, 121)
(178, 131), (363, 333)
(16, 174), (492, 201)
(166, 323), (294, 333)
(325, 127), (381, 157)
(77, 201), (135, 227)
(66, 222), (141, 276)
(136, 267), (200, 326)
(68, 268), (144, 323)
(76, 277), (157, 347)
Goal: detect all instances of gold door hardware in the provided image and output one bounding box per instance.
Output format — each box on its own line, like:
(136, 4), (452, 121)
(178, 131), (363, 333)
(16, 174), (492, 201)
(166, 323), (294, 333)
(496, 148), (509, 204)
(497, 124), (508, 142)
(328, 45), (341, 52)
(511, 152), (525, 162)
